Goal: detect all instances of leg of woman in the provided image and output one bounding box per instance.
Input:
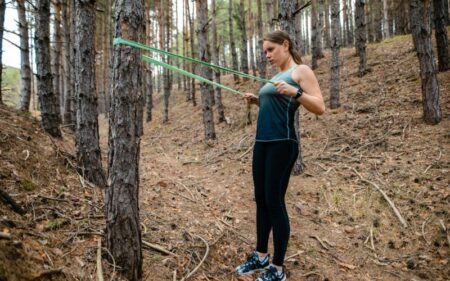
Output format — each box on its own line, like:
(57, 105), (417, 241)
(264, 141), (299, 266)
(253, 142), (272, 254)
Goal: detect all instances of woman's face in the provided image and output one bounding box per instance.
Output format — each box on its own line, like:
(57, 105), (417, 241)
(263, 40), (289, 66)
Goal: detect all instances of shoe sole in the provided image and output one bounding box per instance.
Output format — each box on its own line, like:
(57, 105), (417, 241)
(236, 268), (266, 276)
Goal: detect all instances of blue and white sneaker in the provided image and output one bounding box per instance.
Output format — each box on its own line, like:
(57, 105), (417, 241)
(255, 265), (286, 281)
(235, 251), (269, 275)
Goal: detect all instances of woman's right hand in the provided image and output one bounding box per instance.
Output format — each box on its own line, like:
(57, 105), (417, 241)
(244, 93), (259, 106)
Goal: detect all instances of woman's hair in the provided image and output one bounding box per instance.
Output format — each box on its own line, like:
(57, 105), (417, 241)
(264, 30), (302, 64)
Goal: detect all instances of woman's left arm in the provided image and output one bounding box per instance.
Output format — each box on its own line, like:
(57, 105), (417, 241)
(275, 65), (325, 115)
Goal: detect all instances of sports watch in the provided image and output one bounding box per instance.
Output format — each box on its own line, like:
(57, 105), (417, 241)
(294, 88), (303, 99)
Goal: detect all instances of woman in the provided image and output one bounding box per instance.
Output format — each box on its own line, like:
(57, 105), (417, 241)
(235, 30), (325, 281)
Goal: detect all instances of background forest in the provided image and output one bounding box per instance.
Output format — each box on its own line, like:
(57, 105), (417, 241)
(0, 0), (448, 281)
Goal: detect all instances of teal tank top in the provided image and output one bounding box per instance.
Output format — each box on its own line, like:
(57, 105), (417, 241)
(255, 65), (302, 143)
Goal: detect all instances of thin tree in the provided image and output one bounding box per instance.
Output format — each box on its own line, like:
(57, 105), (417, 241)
(186, 0), (196, 106)
(229, 0), (239, 81)
(238, 0), (249, 79)
(61, 0), (72, 126)
(106, 0), (144, 279)
(197, 0), (216, 140)
(329, 0), (340, 109)
(355, 0), (367, 77)
(211, 0), (225, 123)
(248, 0), (256, 76)
(324, 0), (331, 49)
(17, 0), (32, 112)
(257, 0), (267, 85)
(383, 0), (390, 38)
(311, 0), (319, 69)
(145, 1), (154, 122)
(433, 0), (449, 71)
(0, 0), (5, 105)
(51, 0), (62, 116)
(410, 0), (441, 125)
(35, 0), (61, 137)
(74, 0), (105, 187)
(279, 0), (305, 175)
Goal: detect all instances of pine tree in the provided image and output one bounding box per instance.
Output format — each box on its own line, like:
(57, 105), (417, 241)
(17, 0), (32, 112)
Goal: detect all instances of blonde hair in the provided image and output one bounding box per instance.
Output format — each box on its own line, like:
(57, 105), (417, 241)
(264, 30), (302, 64)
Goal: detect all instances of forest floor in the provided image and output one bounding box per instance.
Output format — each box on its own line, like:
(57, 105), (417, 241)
(0, 33), (449, 281)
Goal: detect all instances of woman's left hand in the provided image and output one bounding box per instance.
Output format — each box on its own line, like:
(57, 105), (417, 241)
(274, 81), (297, 97)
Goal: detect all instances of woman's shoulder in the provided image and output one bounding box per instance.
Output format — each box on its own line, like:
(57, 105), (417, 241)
(292, 64), (314, 82)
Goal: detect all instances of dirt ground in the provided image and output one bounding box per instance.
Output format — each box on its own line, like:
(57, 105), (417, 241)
(0, 33), (449, 280)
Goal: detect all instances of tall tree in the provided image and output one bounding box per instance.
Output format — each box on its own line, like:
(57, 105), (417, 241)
(186, 0), (196, 106)
(35, 0), (61, 137)
(410, 0), (441, 124)
(17, 0), (32, 112)
(248, 0), (257, 76)
(145, 1), (154, 122)
(238, 0), (249, 79)
(373, 0), (383, 42)
(211, 0), (225, 123)
(311, 0), (319, 69)
(279, 0), (305, 174)
(433, 0), (449, 71)
(61, 0), (72, 125)
(346, 0), (354, 45)
(395, 0), (409, 35)
(197, 0), (216, 140)
(74, 0), (105, 187)
(257, 0), (267, 85)
(106, 0), (144, 279)
(324, 0), (331, 49)
(355, 0), (367, 77)
(162, 0), (171, 123)
(51, 0), (62, 116)
(0, 0), (5, 105)
(383, 0), (390, 38)
(229, 0), (239, 81)
(330, 0), (340, 109)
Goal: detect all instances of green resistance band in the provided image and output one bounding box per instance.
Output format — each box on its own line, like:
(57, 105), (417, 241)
(114, 37), (273, 85)
(142, 55), (245, 96)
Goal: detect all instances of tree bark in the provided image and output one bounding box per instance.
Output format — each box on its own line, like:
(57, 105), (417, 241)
(311, 0), (319, 69)
(74, 0), (105, 187)
(324, 0), (331, 49)
(145, 0), (153, 122)
(212, 0), (225, 123)
(186, 0), (196, 106)
(433, 0), (449, 71)
(229, 0), (240, 81)
(257, 0), (267, 86)
(197, 0), (216, 140)
(373, 0), (383, 42)
(238, 0), (249, 80)
(162, 0), (171, 123)
(17, 0), (32, 112)
(106, 0), (144, 279)
(346, 0), (354, 46)
(330, 0), (340, 109)
(248, 0), (257, 76)
(61, 0), (72, 126)
(51, 0), (62, 116)
(35, 0), (61, 137)
(410, 0), (442, 125)
(355, 0), (367, 77)
(383, 0), (390, 38)
(0, 0), (5, 105)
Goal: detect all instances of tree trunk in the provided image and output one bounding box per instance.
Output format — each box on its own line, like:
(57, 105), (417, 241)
(229, 0), (240, 82)
(355, 0), (367, 77)
(383, 0), (390, 38)
(395, 0), (410, 35)
(318, 0), (325, 56)
(346, 0), (354, 46)
(74, 0), (105, 187)
(266, 0), (274, 30)
(186, 0), (196, 106)
(162, 0), (171, 123)
(324, 0), (331, 49)
(70, 0), (77, 127)
(311, 0), (319, 69)
(35, 0), (61, 137)
(330, 0), (340, 109)
(52, 0), (62, 116)
(61, 0), (72, 125)
(239, 0), (249, 79)
(103, 0), (112, 117)
(279, 0), (305, 175)
(433, 0), (449, 71)
(212, 0), (225, 123)
(145, 0), (153, 122)
(373, 0), (383, 42)
(410, 0), (442, 125)
(197, 0), (216, 140)
(342, 0), (348, 45)
(17, 0), (32, 112)
(248, 0), (257, 76)
(0, 0), (5, 105)
(106, 0), (144, 279)
(257, 0), (267, 86)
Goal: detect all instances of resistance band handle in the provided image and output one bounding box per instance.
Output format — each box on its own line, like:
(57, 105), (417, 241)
(114, 37), (273, 85)
(141, 55), (245, 96)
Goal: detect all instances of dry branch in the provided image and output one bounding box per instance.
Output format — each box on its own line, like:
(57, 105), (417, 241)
(180, 234), (209, 281)
(142, 240), (178, 257)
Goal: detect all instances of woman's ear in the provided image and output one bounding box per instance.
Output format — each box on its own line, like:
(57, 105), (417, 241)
(283, 40), (290, 51)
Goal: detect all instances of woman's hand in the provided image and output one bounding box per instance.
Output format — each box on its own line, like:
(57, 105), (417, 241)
(274, 81), (297, 97)
(244, 93), (259, 106)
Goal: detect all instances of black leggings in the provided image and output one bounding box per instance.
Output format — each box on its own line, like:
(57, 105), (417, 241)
(253, 140), (299, 266)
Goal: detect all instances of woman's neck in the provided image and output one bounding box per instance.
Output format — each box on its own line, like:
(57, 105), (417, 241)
(278, 56), (296, 71)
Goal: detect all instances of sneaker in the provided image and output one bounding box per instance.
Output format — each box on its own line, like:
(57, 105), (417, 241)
(255, 265), (286, 281)
(235, 251), (269, 275)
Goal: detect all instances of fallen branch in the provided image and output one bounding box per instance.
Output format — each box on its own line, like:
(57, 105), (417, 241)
(285, 250), (304, 260)
(0, 189), (26, 215)
(309, 235), (329, 250)
(349, 167), (408, 228)
(142, 240), (178, 257)
(97, 240), (104, 281)
(180, 234), (209, 281)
